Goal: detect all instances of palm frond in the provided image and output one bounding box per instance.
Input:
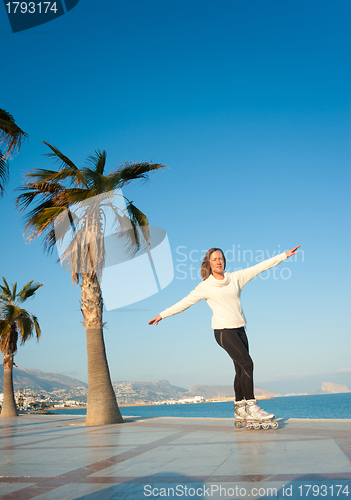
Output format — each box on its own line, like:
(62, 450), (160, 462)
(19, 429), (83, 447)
(43, 228), (57, 254)
(108, 205), (138, 257)
(12, 282), (17, 300)
(23, 205), (68, 242)
(0, 323), (17, 354)
(110, 162), (167, 187)
(42, 141), (88, 188)
(30, 206), (67, 228)
(0, 151), (9, 196)
(1, 277), (11, 298)
(21, 198), (53, 222)
(27, 167), (86, 188)
(25, 168), (67, 182)
(18, 281), (43, 303)
(16, 280), (33, 300)
(80, 168), (106, 192)
(0, 303), (18, 323)
(42, 141), (77, 171)
(16, 190), (42, 211)
(18, 311), (33, 344)
(0, 320), (11, 337)
(32, 315), (41, 340)
(0, 109), (28, 158)
(126, 201), (150, 252)
(65, 188), (96, 204)
(17, 180), (65, 207)
(86, 150), (107, 176)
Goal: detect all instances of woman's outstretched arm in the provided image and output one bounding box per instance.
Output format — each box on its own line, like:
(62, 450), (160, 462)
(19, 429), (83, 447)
(237, 245), (301, 288)
(148, 282), (206, 325)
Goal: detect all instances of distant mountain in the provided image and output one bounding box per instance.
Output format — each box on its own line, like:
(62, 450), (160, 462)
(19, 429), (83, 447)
(0, 366), (88, 393)
(254, 386), (282, 398)
(314, 382), (350, 394)
(113, 379), (188, 404)
(186, 384), (232, 399)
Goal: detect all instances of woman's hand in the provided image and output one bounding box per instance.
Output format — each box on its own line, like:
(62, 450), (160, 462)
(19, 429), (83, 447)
(286, 245), (301, 258)
(148, 314), (162, 325)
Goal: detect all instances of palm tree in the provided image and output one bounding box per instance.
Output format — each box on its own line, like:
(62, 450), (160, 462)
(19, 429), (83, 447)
(0, 109), (28, 196)
(0, 278), (42, 417)
(17, 141), (167, 426)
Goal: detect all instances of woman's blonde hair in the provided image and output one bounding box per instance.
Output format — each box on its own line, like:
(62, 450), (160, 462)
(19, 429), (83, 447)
(200, 247), (226, 281)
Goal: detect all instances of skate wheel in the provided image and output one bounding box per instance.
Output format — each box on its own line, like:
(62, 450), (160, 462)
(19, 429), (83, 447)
(262, 423), (270, 430)
(245, 422), (253, 429)
(253, 423), (261, 430)
(234, 421), (243, 428)
(270, 421), (279, 429)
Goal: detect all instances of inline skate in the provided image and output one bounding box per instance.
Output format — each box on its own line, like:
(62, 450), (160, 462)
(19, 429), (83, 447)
(234, 399), (279, 430)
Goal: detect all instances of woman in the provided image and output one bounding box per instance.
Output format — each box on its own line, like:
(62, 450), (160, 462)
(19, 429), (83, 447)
(149, 245), (300, 428)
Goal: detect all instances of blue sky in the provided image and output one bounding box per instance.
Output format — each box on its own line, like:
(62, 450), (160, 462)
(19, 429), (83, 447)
(0, 0), (350, 395)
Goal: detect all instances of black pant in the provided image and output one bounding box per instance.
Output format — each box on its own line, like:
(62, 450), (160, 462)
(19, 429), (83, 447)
(214, 327), (254, 401)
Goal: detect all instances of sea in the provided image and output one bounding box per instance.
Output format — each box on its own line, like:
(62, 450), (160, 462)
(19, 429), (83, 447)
(51, 393), (351, 420)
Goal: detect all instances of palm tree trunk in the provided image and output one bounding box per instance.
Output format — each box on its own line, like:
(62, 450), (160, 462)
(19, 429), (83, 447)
(1, 353), (18, 417)
(81, 273), (123, 426)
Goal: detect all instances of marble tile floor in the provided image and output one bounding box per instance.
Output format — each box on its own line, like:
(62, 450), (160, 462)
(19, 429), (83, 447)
(0, 415), (350, 500)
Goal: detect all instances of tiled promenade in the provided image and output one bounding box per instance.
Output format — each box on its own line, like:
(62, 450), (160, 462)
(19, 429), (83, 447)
(0, 415), (350, 500)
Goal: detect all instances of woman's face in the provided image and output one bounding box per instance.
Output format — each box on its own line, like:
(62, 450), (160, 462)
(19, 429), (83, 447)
(209, 251), (225, 275)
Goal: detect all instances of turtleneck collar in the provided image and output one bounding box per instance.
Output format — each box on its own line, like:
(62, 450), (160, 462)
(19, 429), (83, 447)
(206, 272), (231, 287)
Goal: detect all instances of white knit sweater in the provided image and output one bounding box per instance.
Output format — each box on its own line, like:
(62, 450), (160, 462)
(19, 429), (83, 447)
(160, 252), (288, 329)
